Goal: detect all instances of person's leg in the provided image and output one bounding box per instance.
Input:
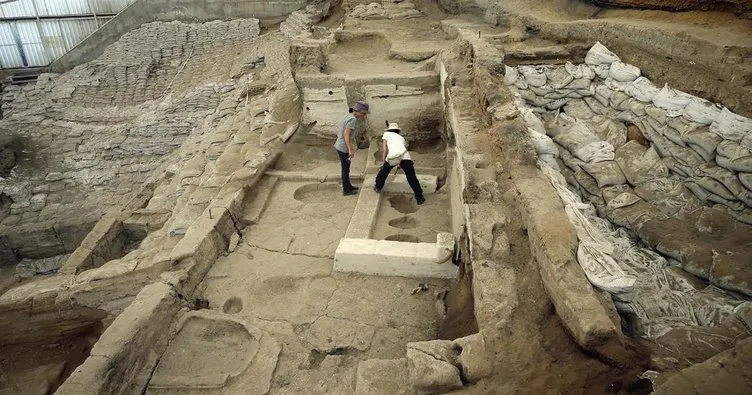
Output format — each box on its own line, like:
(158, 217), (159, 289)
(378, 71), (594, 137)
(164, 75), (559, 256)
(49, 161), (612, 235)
(400, 160), (424, 204)
(337, 150), (354, 194)
(374, 161), (394, 192)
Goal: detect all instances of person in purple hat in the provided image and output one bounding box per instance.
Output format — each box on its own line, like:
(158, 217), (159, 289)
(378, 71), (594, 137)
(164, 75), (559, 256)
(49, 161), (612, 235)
(334, 101), (369, 196)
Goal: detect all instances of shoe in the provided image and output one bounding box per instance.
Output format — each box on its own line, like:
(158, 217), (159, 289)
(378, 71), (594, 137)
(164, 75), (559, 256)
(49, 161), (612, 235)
(373, 186), (381, 193)
(351, 186), (360, 191)
(416, 196), (425, 205)
(343, 190), (358, 196)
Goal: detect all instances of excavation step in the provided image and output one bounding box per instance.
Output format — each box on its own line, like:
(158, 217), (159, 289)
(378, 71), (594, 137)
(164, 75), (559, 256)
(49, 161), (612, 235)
(333, 233), (456, 279)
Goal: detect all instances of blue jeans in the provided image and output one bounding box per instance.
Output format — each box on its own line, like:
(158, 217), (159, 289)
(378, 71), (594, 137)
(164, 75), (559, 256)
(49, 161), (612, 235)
(375, 159), (424, 200)
(336, 149), (355, 192)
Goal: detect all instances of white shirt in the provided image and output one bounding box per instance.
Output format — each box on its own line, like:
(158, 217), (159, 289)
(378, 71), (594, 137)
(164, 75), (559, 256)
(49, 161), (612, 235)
(382, 131), (412, 161)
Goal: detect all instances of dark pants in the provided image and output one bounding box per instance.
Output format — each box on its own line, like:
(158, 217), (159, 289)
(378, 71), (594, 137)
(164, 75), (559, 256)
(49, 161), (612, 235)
(375, 159), (424, 200)
(336, 149), (355, 192)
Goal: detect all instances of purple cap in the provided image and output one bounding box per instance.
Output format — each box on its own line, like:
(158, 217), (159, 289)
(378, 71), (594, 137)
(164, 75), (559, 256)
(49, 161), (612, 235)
(353, 101), (369, 113)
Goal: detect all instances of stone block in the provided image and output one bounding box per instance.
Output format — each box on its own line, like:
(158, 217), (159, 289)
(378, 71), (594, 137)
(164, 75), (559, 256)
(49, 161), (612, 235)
(355, 358), (412, 395)
(345, 176), (382, 239)
(407, 347), (463, 393)
(454, 333), (493, 382)
(334, 237), (458, 279)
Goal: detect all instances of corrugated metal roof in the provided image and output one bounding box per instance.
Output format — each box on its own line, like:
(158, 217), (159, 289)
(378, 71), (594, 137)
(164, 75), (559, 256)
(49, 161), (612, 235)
(0, 0), (135, 19)
(0, 0), (127, 68)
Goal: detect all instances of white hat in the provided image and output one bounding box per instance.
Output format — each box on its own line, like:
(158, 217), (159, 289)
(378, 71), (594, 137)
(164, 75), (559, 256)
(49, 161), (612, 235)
(384, 122), (401, 131)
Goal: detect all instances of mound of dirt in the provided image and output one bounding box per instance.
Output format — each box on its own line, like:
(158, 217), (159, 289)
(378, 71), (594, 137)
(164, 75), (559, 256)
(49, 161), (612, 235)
(586, 0), (750, 15)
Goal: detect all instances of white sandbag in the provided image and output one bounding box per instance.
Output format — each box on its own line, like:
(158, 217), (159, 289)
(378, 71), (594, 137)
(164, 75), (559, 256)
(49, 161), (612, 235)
(530, 84), (553, 97)
(741, 132), (752, 151)
(581, 161), (627, 188)
(591, 64), (611, 79)
(538, 154), (560, 170)
(698, 163), (748, 198)
(602, 184), (634, 204)
(575, 168), (601, 196)
(585, 41), (621, 66)
(616, 110), (640, 125)
(544, 98), (569, 110)
(662, 126), (688, 147)
(544, 89), (579, 100)
(557, 143), (585, 171)
(683, 97), (723, 125)
(653, 84), (693, 117)
(593, 85), (611, 107)
(688, 143), (714, 163)
(610, 90), (631, 110)
(566, 78), (593, 91)
(518, 65), (548, 88)
(629, 100), (647, 116)
(546, 66), (575, 89)
(716, 155), (752, 173)
(585, 117), (627, 148)
(693, 176), (736, 200)
(552, 118), (599, 152)
(645, 105), (667, 124)
(666, 116), (701, 136)
(576, 141), (615, 163)
(563, 99), (597, 121)
(607, 192), (642, 210)
(740, 173), (752, 191)
(514, 78), (529, 90)
(565, 61), (595, 80)
(633, 178), (684, 201)
(520, 107), (547, 135)
(504, 65), (519, 86)
(716, 139), (751, 160)
(609, 61), (641, 82)
(605, 77), (629, 92)
(626, 77), (660, 103)
(672, 145), (706, 169)
(729, 206), (752, 225)
(531, 131), (559, 157)
(710, 108), (752, 142)
(585, 96), (607, 113)
(615, 141), (669, 185)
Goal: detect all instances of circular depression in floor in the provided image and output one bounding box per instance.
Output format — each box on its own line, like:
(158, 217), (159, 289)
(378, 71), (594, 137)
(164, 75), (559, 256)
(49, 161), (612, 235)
(293, 183), (342, 203)
(388, 216), (419, 229)
(222, 297), (243, 314)
(389, 195), (419, 214)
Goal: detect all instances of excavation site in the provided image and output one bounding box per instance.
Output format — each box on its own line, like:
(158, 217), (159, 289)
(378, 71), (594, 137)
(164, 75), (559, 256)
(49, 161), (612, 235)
(0, 0), (750, 394)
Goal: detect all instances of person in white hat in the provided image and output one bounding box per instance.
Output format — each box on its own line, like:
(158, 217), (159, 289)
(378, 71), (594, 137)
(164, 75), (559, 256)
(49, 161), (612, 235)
(374, 121), (425, 205)
(334, 101), (369, 196)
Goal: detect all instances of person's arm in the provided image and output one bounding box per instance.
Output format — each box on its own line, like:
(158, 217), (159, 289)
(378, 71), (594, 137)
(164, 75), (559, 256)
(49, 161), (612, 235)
(382, 140), (388, 162)
(344, 127), (354, 158)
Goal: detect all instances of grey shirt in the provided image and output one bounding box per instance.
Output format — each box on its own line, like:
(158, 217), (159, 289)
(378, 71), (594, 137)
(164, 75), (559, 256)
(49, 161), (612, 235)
(334, 113), (357, 153)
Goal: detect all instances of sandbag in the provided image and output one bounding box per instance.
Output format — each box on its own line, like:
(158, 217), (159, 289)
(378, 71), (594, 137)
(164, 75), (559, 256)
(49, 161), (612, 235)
(740, 173), (752, 191)
(605, 77), (629, 92)
(615, 141), (669, 185)
(728, 207), (752, 225)
(666, 116), (701, 136)
(682, 126), (722, 157)
(563, 99), (597, 121)
(593, 85), (611, 107)
(585, 42), (621, 65)
(697, 164), (748, 199)
(628, 100), (647, 116)
(633, 178), (684, 201)
(551, 113), (599, 151)
(688, 143), (714, 163)
(627, 77), (660, 103)
(607, 192), (642, 210)
(565, 61), (595, 80)
(610, 90), (631, 110)
(520, 107), (547, 135)
(602, 184), (634, 204)
(581, 160), (628, 188)
(576, 141), (615, 163)
(716, 155), (752, 173)
(683, 97), (722, 125)
(662, 126), (688, 147)
(546, 66), (575, 89)
(566, 78), (593, 91)
(645, 105), (667, 124)
(544, 98), (569, 110)
(742, 132), (752, 151)
(557, 143), (584, 172)
(653, 84), (693, 117)
(530, 131), (559, 157)
(710, 108), (752, 142)
(585, 96), (607, 114)
(716, 139), (751, 160)
(504, 65), (520, 86)
(585, 117), (627, 148)
(575, 168), (601, 196)
(692, 176), (736, 201)
(609, 61), (641, 82)
(530, 85), (553, 97)
(519, 65), (548, 88)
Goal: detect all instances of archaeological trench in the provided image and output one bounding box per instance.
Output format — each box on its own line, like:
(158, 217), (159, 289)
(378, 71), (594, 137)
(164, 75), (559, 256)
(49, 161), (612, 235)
(0, 0), (751, 394)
